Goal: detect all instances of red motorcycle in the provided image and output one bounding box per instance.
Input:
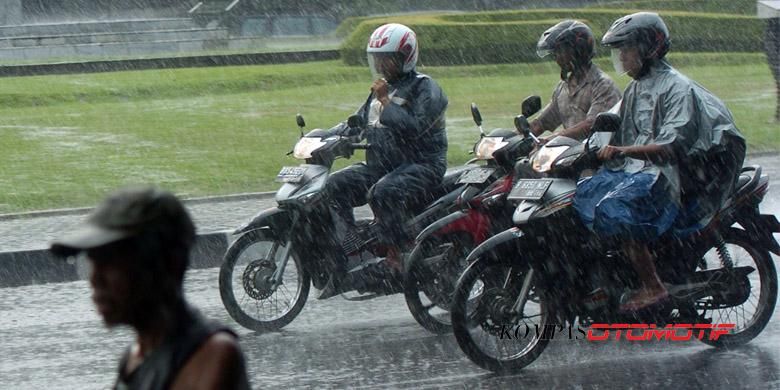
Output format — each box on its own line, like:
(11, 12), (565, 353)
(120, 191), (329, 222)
(404, 96), (542, 334)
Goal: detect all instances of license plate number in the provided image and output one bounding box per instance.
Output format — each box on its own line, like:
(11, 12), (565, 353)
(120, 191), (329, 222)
(457, 167), (496, 184)
(508, 179), (554, 201)
(276, 166), (307, 183)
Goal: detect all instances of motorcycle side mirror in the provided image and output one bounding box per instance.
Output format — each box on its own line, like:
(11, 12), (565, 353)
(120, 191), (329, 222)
(514, 115), (530, 137)
(296, 113), (305, 137)
(515, 115), (540, 144)
(591, 112), (622, 133)
(347, 114), (366, 130)
(470, 103), (482, 126)
(470, 102), (484, 136)
(521, 95), (542, 118)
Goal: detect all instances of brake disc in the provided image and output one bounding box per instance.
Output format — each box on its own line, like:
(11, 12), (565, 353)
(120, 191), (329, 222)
(242, 259), (277, 300)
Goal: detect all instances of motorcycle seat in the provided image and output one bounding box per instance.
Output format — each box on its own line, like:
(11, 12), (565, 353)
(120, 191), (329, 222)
(413, 164), (479, 207)
(733, 165), (760, 197)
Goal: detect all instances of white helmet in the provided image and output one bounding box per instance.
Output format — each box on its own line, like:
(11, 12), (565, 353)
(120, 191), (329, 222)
(366, 23), (419, 77)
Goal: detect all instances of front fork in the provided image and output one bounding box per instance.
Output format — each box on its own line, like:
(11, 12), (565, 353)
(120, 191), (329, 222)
(510, 269), (536, 316)
(269, 212), (300, 288)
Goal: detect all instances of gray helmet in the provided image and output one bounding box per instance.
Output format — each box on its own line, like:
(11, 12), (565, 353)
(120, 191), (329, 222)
(602, 12), (670, 60)
(536, 20), (596, 64)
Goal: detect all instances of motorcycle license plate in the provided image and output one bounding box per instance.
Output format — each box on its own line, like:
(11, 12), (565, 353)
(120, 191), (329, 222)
(276, 166), (307, 183)
(457, 167), (496, 184)
(508, 179), (554, 201)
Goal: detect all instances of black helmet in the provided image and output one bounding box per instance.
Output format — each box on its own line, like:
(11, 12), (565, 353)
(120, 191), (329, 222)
(602, 12), (670, 60)
(536, 20), (595, 66)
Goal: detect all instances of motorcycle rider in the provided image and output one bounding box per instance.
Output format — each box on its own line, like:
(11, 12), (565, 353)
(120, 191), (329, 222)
(573, 12), (746, 311)
(324, 23), (448, 274)
(530, 20), (621, 141)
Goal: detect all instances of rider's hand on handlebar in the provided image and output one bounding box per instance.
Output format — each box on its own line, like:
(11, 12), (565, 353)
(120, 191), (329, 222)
(597, 145), (626, 161)
(529, 135), (551, 154)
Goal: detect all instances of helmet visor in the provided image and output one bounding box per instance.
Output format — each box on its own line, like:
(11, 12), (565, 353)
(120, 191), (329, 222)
(536, 48), (553, 59)
(611, 48), (626, 75)
(367, 52), (402, 80)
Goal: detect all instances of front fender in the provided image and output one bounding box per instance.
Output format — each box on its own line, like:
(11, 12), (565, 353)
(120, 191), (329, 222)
(465, 227), (524, 263)
(415, 211), (468, 242)
(233, 207), (292, 237)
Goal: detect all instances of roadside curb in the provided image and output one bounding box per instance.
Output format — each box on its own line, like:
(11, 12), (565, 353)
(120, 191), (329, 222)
(0, 231), (229, 288)
(0, 191), (275, 221)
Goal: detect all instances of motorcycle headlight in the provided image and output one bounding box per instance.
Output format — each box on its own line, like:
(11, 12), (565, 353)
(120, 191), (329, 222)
(293, 137), (327, 159)
(475, 137), (509, 160)
(531, 145), (568, 173)
(554, 154), (578, 168)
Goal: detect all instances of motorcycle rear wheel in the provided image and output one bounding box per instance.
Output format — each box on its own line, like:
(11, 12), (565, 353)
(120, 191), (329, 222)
(451, 256), (551, 373)
(695, 228), (777, 347)
(404, 232), (473, 334)
(219, 229), (310, 332)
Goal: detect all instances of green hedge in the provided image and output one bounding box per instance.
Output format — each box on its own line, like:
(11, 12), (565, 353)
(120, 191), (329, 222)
(587, 0), (756, 15)
(340, 9), (764, 66)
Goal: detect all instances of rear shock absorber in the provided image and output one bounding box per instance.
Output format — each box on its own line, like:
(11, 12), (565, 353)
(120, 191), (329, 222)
(714, 232), (734, 268)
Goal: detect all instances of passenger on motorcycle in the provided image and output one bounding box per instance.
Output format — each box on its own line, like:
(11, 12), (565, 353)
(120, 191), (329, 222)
(573, 12), (746, 311)
(325, 23), (448, 271)
(530, 20), (621, 141)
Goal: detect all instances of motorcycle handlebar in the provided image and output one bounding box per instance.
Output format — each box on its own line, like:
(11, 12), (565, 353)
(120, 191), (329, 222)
(351, 143), (371, 150)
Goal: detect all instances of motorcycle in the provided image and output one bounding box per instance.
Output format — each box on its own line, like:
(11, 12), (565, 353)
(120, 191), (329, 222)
(219, 113), (494, 331)
(449, 112), (780, 372)
(404, 96), (542, 334)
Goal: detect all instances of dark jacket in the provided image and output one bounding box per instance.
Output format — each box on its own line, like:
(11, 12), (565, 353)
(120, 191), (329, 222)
(332, 71), (449, 176)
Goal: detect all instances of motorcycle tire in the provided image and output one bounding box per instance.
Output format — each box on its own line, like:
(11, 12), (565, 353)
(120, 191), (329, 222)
(451, 256), (552, 373)
(696, 227), (778, 347)
(404, 232), (473, 334)
(219, 229), (310, 332)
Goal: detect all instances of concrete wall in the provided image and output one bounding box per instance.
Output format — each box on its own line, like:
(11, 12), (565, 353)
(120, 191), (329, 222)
(0, 49), (339, 77)
(0, 0), (23, 26)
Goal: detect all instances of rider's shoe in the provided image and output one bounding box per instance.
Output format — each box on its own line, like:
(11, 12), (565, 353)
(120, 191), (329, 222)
(318, 275), (341, 300)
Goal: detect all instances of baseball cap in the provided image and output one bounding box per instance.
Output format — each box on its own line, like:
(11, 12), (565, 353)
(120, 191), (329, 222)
(50, 186), (196, 257)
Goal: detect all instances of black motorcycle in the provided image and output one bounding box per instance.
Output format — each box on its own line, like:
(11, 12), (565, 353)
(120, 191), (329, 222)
(450, 113), (780, 372)
(219, 114), (491, 331)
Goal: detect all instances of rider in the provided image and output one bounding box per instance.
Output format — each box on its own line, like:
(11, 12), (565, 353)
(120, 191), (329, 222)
(325, 23), (448, 272)
(573, 12), (746, 311)
(530, 20), (621, 141)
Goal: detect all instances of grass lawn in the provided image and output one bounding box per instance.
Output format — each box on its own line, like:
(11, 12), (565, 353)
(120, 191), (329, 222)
(0, 53), (776, 213)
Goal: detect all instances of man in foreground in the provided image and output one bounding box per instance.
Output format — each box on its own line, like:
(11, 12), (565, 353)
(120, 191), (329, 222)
(51, 186), (250, 389)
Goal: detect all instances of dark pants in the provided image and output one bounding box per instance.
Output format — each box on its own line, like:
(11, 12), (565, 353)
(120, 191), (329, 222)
(574, 169), (678, 241)
(326, 162), (442, 244)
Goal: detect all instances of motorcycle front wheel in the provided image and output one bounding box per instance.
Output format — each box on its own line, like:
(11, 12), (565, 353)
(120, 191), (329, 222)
(219, 229), (310, 332)
(404, 232), (473, 334)
(450, 256), (552, 373)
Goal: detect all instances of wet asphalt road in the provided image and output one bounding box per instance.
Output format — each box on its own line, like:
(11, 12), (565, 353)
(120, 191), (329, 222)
(1, 154), (780, 389)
